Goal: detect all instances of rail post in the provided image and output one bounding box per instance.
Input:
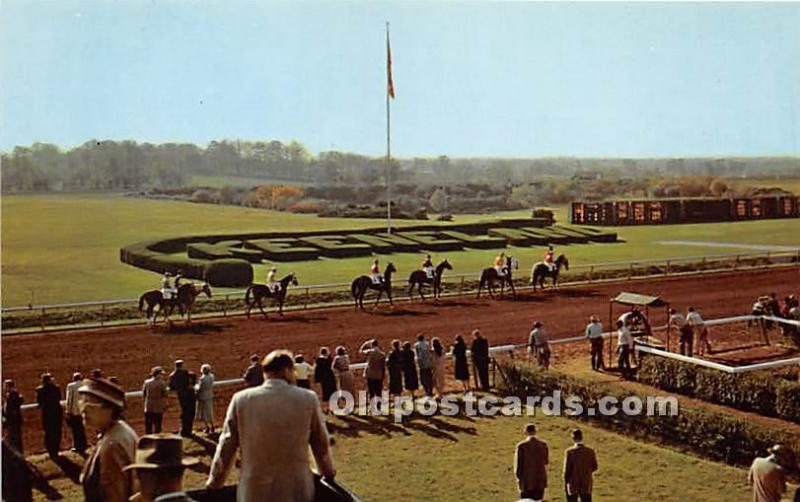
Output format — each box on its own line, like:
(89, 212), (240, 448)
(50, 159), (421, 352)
(764, 251), (771, 268)
(588, 266), (594, 283)
(41, 307), (46, 332)
(304, 288), (309, 310)
(223, 294), (228, 317)
(665, 260), (671, 276)
(733, 255), (740, 271)
(100, 303), (105, 327)
(460, 276), (465, 294)
(628, 263), (634, 280)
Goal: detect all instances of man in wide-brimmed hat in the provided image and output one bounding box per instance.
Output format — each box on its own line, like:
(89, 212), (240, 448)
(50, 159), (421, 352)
(749, 444), (797, 502)
(125, 433), (199, 502)
(79, 377), (138, 502)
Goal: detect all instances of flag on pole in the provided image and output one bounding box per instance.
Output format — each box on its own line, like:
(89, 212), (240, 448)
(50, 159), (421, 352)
(387, 27), (395, 99)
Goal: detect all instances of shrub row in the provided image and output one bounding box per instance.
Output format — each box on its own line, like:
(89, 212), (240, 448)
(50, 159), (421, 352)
(203, 259), (254, 287)
(298, 236), (373, 258)
(497, 360), (800, 470)
(520, 227), (571, 245)
(637, 354), (800, 423)
(488, 228), (541, 246)
(245, 238), (319, 262)
(395, 231), (465, 252)
(438, 230), (507, 249)
(119, 240), (253, 287)
(187, 243), (233, 260)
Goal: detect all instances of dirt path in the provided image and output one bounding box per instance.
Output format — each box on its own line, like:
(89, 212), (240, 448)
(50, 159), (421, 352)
(3, 267), (798, 453)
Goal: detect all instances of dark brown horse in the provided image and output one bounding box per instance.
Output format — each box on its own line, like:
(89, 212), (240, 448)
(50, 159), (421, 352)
(477, 256), (517, 299)
(531, 254), (569, 291)
(244, 273), (298, 318)
(351, 263), (396, 311)
(139, 282), (212, 327)
(408, 260), (452, 301)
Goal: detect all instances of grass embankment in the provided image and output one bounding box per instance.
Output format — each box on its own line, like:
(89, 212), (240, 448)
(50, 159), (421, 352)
(3, 193), (799, 306)
(28, 409), (757, 501)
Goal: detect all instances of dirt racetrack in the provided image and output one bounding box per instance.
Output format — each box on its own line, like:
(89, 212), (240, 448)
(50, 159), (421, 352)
(3, 267), (798, 454)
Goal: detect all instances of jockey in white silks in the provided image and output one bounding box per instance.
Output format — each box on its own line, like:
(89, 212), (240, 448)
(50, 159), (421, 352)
(422, 255), (435, 280)
(494, 252), (506, 277)
(161, 272), (177, 300)
(267, 266), (278, 293)
(370, 259), (383, 285)
(544, 246), (556, 272)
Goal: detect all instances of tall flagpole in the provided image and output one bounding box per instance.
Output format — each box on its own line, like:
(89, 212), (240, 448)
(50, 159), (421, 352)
(386, 21), (392, 234)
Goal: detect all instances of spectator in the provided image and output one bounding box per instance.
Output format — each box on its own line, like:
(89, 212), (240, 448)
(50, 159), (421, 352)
(514, 423), (549, 501)
(124, 433), (199, 502)
(452, 335), (470, 392)
(470, 329), (491, 391)
(314, 347), (337, 413)
(142, 366), (169, 434)
(168, 360), (193, 438)
(616, 320), (634, 379)
(2, 439), (33, 502)
(79, 377), (138, 502)
(36, 372), (63, 457)
(749, 444), (796, 502)
(332, 346), (355, 396)
(400, 341), (420, 399)
(184, 372), (197, 437)
(91, 369), (103, 379)
(387, 340), (404, 398)
(687, 307), (711, 356)
(669, 308), (693, 357)
(66, 371), (88, 454)
(431, 337), (447, 398)
(414, 334), (434, 396)
(195, 364), (215, 434)
(3, 379), (24, 454)
(243, 354), (264, 388)
(528, 321), (551, 370)
(294, 355), (314, 389)
(360, 339), (386, 402)
(585, 316), (605, 371)
(563, 428), (598, 502)
(206, 350), (336, 501)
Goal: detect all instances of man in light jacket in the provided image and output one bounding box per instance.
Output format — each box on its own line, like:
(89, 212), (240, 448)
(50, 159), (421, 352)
(142, 367), (169, 434)
(206, 350), (336, 502)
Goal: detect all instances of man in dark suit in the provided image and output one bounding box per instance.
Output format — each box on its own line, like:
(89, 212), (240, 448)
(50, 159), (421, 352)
(36, 373), (63, 457)
(3, 379), (24, 454)
(470, 329), (491, 391)
(515, 423), (549, 501)
(563, 429), (598, 502)
(168, 360), (192, 437)
(243, 354), (264, 388)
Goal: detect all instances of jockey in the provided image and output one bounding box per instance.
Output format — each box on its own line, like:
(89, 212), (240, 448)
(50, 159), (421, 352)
(174, 270), (183, 289)
(544, 245), (556, 272)
(160, 272), (176, 300)
(422, 255), (435, 279)
(370, 259), (383, 285)
(494, 252), (506, 277)
(267, 266), (278, 292)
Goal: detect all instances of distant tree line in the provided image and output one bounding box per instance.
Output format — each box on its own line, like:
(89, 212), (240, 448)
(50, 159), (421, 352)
(3, 138), (799, 194)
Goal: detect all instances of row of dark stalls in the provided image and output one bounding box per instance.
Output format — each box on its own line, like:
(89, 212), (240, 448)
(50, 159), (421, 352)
(570, 196), (800, 225)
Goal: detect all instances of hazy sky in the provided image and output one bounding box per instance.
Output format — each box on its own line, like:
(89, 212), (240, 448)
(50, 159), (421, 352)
(1, 1), (799, 157)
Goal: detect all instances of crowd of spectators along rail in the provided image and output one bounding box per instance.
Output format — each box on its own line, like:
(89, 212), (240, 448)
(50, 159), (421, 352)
(2, 300), (799, 502)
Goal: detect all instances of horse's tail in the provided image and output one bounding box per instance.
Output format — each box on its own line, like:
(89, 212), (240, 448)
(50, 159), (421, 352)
(351, 279), (360, 299)
(245, 286), (253, 304)
(138, 294), (146, 311)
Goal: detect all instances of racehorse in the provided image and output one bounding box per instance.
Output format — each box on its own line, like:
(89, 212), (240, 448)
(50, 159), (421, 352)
(351, 263), (396, 311)
(139, 282), (212, 328)
(476, 256), (517, 299)
(531, 254), (569, 291)
(244, 273), (299, 318)
(408, 259), (453, 301)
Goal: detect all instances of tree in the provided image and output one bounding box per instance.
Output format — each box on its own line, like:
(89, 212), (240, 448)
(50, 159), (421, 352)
(428, 188), (448, 212)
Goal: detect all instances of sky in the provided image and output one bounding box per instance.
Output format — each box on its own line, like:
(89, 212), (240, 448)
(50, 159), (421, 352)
(1, 1), (799, 157)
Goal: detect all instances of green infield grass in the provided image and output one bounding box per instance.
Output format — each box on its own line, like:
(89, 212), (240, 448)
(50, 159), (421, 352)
(2, 193), (798, 306)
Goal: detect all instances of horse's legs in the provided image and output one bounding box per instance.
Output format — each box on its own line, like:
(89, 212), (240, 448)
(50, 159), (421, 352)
(408, 283), (415, 302)
(257, 297), (267, 318)
(278, 296), (284, 316)
(374, 290), (383, 308)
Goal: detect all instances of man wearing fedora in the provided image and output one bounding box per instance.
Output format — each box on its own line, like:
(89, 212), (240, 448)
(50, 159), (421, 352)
(168, 360), (193, 438)
(143, 366), (169, 434)
(207, 349), (336, 502)
(749, 444), (797, 502)
(125, 433), (198, 502)
(79, 377), (138, 502)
